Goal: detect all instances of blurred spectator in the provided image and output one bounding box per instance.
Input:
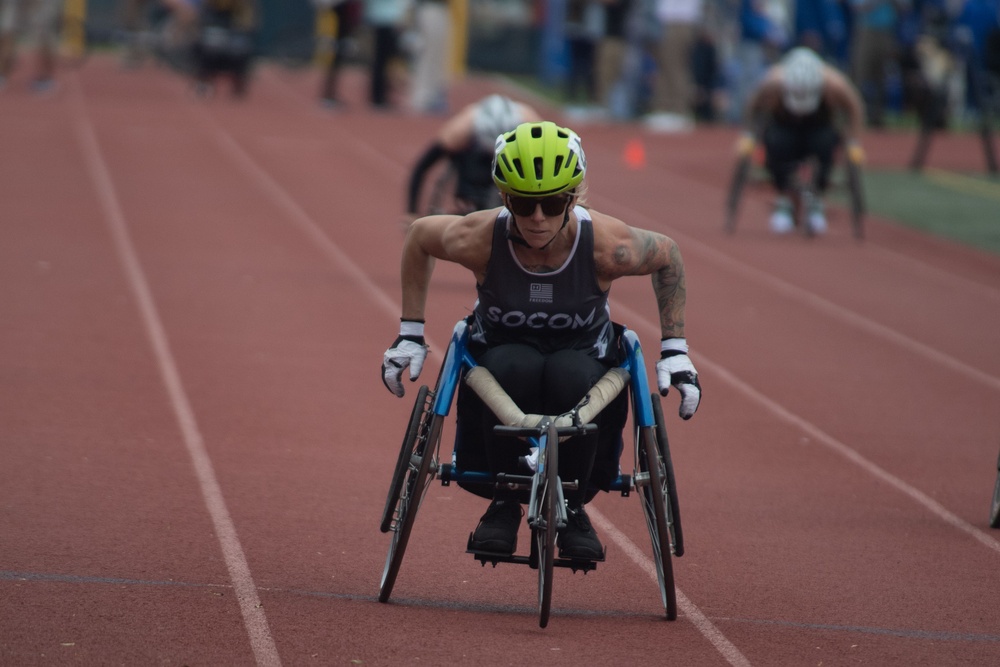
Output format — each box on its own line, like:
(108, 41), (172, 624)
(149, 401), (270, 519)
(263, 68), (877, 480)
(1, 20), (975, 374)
(825, 0), (854, 69)
(366, 0), (409, 109)
(954, 0), (1000, 118)
(0, 0), (63, 92)
(595, 0), (632, 114)
(725, 0), (787, 123)
(647, 0), (704, 131)
(850, 0), (906, 127)
(409, 0), (451, 113)
(191, 0), (258, 98)
(794, 0), (836, 55)
(314, 0), (361, 109)
(150, 0), (210, 70)
(987, 5), (1000, 76)
(897, 2), (953, 128)
(564, 0), (604, 106)
(121, 0), (153, 67)
(691, 24), (722, 121)
(160, 0), (201, 34)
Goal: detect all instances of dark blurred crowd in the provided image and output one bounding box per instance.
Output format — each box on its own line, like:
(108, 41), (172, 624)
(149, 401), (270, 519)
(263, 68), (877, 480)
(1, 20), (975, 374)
(559, 0), (1000, 130)
(2, 0), (997, 131)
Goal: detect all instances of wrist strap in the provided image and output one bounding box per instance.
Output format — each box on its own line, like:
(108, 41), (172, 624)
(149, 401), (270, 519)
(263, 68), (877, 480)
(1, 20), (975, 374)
(400, 320), (425, 338)
(660, 338), (688, 355)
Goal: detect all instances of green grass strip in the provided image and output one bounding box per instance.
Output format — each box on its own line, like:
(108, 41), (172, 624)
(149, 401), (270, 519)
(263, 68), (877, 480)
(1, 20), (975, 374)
(843, 168), (1000, 255)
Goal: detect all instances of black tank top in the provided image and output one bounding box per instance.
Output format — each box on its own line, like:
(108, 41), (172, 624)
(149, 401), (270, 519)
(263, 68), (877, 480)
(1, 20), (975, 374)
(774, 98), (834, 129)
(470, 208), (615, 360)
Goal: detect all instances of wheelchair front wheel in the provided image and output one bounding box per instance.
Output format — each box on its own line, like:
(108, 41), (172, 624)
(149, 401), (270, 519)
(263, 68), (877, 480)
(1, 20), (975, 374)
(638, 395), (680, 620)
(379, 387), (441, 603)
(531, 422), (559, 628)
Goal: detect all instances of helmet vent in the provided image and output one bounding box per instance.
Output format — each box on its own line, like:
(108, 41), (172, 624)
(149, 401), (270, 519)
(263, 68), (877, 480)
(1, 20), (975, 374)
(511, 157), (525, 179)
(553, 154), (564, 176)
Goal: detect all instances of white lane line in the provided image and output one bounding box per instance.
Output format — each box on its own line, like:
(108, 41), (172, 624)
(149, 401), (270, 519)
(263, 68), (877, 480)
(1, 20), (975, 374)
(612, 300), (1000, 557)
(185, 103), (401, 325)
(67, 72), (282, 667)
(256, 67), (408, 177)
(864, 242), (1000, 305)
(589, 509), (753, 667)
(188, 109), (744, 663)
(597, 196), (1000, 394)
(704, 356), (1000, 555)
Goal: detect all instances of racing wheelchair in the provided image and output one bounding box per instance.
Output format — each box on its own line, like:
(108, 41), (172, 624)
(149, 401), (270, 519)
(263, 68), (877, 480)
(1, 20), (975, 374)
(725, 135), (866, 240)
(378, 319), (684, 627)
(423, 163), (504, 216)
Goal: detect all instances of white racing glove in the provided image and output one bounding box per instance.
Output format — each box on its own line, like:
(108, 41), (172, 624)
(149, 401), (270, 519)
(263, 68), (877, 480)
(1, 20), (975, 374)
(381, 320), (428, 398)
(655, 338), (702, 420)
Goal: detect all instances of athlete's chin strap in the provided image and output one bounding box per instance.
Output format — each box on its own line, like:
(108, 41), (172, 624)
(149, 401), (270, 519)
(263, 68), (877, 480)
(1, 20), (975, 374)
(504, 202), (572, 251)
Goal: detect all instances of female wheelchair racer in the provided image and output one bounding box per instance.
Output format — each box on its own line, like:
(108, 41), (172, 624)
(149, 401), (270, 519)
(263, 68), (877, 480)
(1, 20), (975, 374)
(380, 121), (702, 624)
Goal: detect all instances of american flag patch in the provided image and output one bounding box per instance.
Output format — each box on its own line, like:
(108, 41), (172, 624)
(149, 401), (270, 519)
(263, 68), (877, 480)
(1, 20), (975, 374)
(530, 283), (553, 303)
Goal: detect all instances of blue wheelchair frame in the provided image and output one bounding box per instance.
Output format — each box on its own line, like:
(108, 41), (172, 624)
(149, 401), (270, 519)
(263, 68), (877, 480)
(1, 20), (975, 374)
(378, 319), (684, 625)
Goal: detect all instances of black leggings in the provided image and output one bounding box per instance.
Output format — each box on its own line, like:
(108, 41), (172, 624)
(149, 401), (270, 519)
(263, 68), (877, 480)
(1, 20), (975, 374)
(763, 122), (841, 194)
(455, 344), (628, 505)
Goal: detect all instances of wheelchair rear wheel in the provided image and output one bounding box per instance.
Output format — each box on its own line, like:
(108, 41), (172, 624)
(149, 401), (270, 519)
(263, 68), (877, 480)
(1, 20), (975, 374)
(638, 395), (680, 620)
(724, 154), (753, 234)
(378, 386), (441, 603)
(529, 422), (559, 628)
(845, 159), (866, 240)
(652, 395), (684, 557)
(380, 386), (429, 533)
(426, 165), (458, 215)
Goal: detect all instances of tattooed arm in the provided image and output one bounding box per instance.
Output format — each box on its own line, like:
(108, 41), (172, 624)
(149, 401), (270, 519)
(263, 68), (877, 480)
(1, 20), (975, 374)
(593, 210), (701, 418)
(592, 212), (686, 340)
(652, 242), (686, 340)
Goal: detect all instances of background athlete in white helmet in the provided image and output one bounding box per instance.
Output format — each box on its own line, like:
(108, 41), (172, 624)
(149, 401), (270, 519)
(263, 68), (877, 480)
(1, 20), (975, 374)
(739, 47), (867, 235)
(404, 94), (541, 225)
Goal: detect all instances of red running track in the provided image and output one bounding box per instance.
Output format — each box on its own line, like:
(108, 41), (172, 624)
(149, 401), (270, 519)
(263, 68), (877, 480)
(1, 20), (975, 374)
(1, 56), (999, 665)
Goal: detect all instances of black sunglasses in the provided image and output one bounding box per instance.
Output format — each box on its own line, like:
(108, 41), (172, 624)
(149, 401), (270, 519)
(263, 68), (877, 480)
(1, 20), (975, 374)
(506, 194), (571, 217)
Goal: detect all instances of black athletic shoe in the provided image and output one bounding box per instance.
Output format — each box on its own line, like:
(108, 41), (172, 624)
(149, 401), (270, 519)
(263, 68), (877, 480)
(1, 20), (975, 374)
(558, 505), (604, 560)
(469, 499), (522, 555)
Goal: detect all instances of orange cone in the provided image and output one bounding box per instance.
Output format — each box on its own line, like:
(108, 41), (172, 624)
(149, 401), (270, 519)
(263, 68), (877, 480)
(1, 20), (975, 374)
(623, 139), (646, 170)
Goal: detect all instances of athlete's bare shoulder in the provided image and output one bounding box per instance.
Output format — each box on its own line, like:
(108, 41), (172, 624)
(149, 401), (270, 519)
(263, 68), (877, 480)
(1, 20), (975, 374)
(588, 208), (633, 249)
(439, 208), (499, 272)
(588, 208), (675, 281)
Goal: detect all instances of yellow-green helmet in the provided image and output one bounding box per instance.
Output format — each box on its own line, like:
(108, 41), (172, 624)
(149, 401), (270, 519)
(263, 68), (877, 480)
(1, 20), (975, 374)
(492, 121), (587, 196)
